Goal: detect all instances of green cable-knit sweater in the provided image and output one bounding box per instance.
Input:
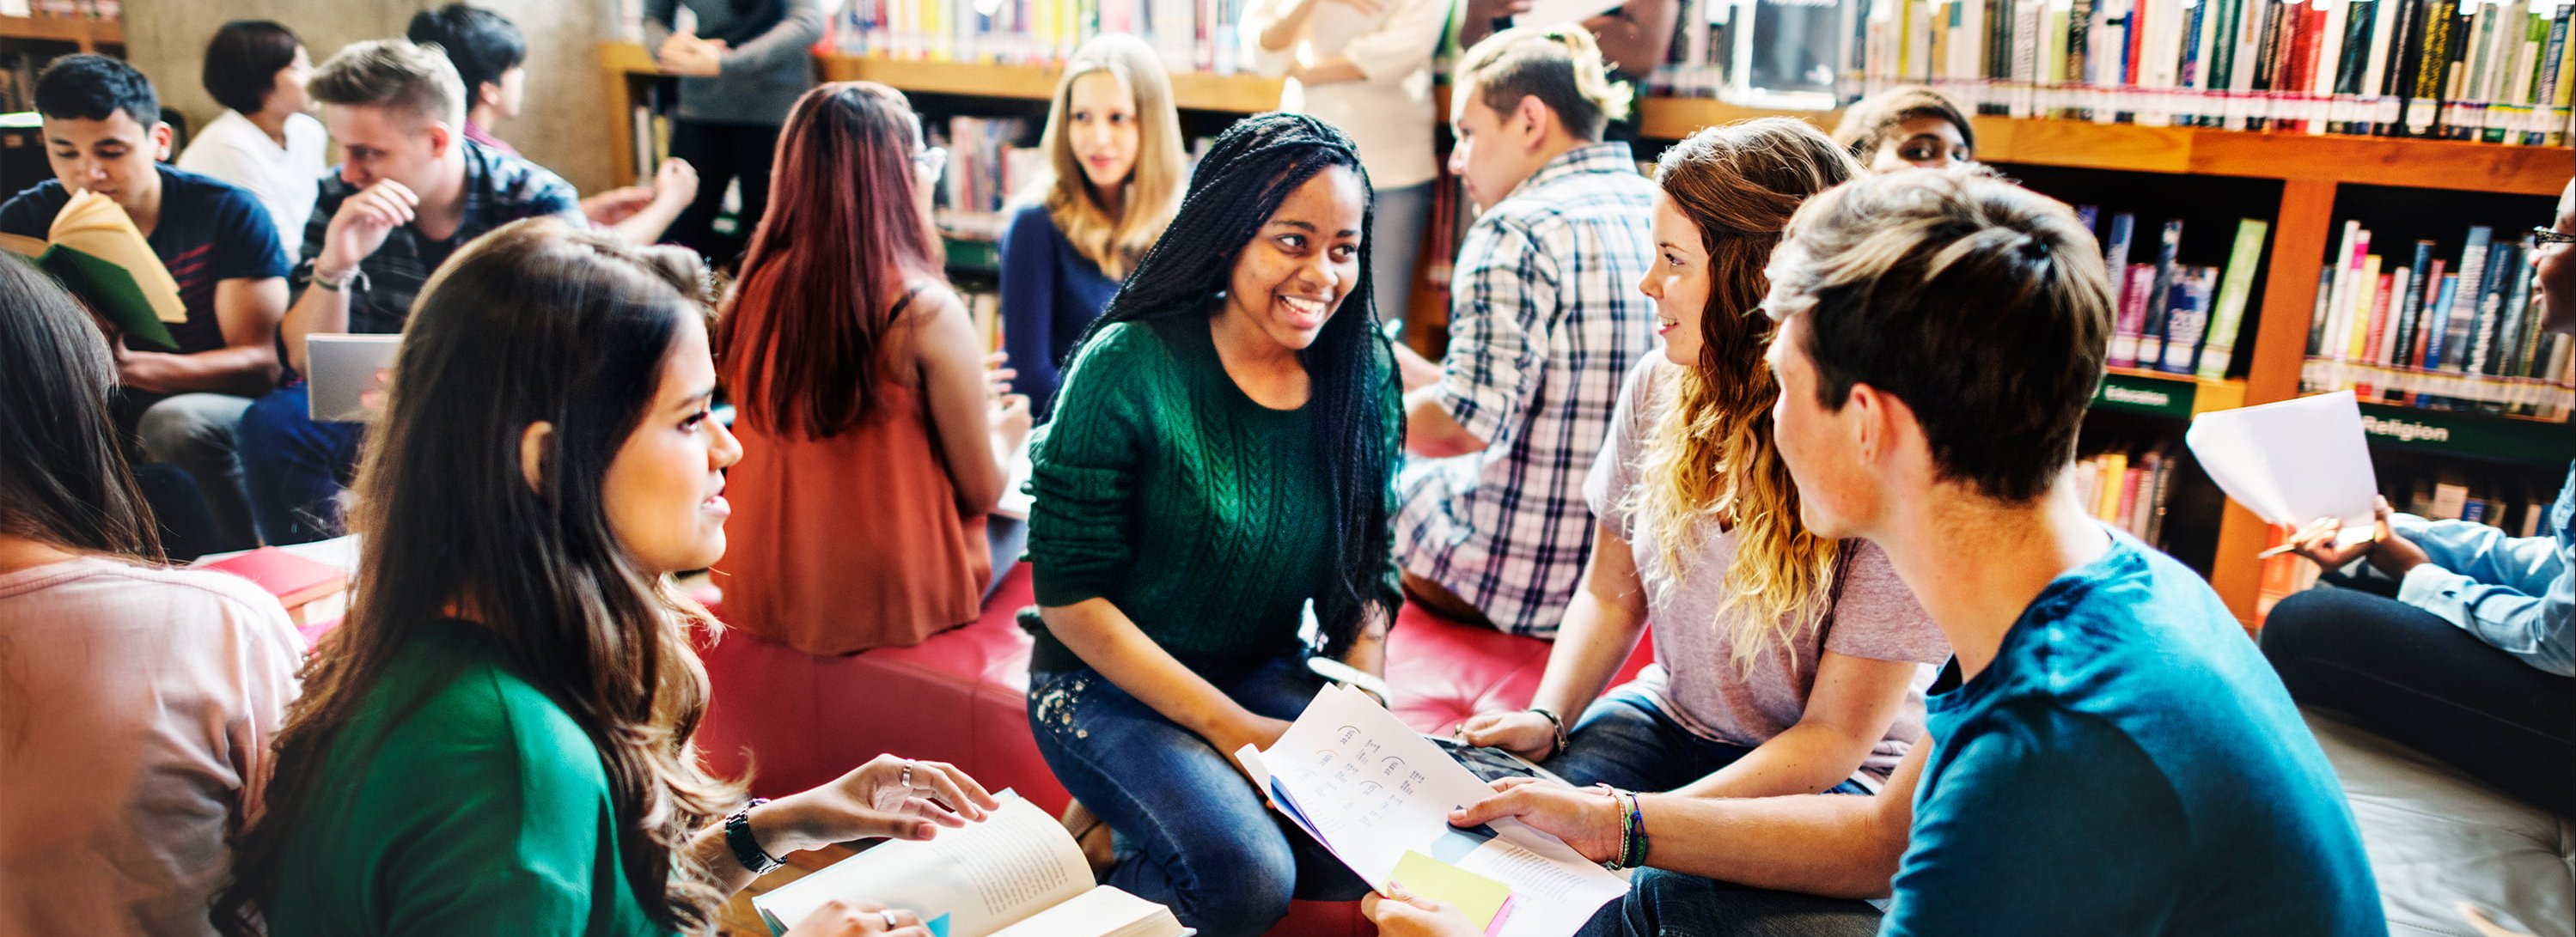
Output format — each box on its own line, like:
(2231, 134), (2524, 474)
(1025, 313), (1403, 674)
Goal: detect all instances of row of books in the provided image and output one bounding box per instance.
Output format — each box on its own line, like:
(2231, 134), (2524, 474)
(929, 115), (1047, 244)
(2298, 222), (2576, 418)
(1649, 0), (2576, 143)
(2071, 442), (2184, 547)
(0, 1), (117, 19)
(823, 0), (1236, 75)
(2082, 210), (2273, 380)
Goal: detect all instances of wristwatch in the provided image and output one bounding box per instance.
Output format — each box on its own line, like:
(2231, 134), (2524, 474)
(725, 797), (782, 874)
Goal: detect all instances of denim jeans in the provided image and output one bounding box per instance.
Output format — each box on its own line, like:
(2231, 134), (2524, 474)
(237, 385), (366, 545)
(129, 392), (258, 552)
(1027, 653), (1368, 937)
(1575, 868), (1884, 937)
(1547, 684), (1875, 795)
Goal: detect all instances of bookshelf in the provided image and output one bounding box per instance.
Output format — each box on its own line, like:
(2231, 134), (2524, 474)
(0, 14), (121, 52)
(597, 43), (2570, 624)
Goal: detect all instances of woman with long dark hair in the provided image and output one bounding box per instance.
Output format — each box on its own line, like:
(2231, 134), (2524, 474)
(213, 219), (998, 937)
(1022, 112), (1401, 937)
(713, 81), (1029, 654)
(0, 254), (302, 937)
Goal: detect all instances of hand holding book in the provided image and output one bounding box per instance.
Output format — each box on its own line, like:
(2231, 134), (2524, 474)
(760, 754), (1001, 855)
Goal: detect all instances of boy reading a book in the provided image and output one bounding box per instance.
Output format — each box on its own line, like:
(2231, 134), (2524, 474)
(1371, 167), (2386, 937)
(0, 54), (290, 553)
(1389, 26), (1657, 637)
(236, 39), (583, 545)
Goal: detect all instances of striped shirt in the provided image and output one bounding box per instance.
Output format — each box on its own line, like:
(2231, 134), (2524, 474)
(1396, 142), (1657, 636)
(302, 139), (582, 335)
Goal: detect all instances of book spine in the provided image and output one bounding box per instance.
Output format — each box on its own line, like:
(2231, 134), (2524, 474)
(2105, 213), (2141, 363)
(2469, 241), (2518, 374)
(2365, 269), (2399, 367)
(2140, 219), (2185, 363)
(2408, 0), (2460, 133)
(2408, 257), (2448, 368)
(2161, 267), (2215, 373)
(2197, 217), (2270, 380)
(2388, 240), (2435, 369)
(2318, 220), (2363, 356)
(2448, 225), (2495, 369)
(2345, 250), (2383, 362)
(2423, 271), (2459, 369)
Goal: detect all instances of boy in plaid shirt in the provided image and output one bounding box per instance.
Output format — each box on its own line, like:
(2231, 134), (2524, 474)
(1393, 26), (1657, 636)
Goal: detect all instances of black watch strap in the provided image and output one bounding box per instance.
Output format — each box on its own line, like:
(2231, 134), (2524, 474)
(726, 797), (781, 874)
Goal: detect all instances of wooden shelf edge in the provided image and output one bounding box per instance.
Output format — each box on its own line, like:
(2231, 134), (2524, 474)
(0, 14), (121, 46)
(598, 43), (2572, 194)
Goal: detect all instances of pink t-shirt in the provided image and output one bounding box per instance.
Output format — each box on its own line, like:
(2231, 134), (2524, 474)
(0, 557), (302, 937)
(1584, 358), (1950, 789)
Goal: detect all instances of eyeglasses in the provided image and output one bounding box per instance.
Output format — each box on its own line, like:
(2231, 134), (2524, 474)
(2532, 226), (2576, 247)
(913, 145), (948, 181)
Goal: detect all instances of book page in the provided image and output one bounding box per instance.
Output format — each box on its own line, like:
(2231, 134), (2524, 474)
(49, 189), (186, 324)
(753, 792), (1093, 937)
(986, 885), (1181, 937)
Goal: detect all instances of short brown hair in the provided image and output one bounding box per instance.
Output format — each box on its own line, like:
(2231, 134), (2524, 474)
(1455, 26), (1633, 142)
(308, 39), (465, 130)
(1830, 86), (1976, 162)
(1769, 167), (2111, 503)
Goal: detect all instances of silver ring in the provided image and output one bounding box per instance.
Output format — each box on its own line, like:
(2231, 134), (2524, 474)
(880, 909), (902, 929)
(900, 760), (914, 789)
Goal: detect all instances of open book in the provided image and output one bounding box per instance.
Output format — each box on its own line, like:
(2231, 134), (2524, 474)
(750, 792), (1189, 937)
(0, 189), (189, 351)
(1236, 684), (1631, 937)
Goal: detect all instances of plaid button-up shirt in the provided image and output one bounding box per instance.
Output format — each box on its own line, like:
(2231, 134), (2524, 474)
(301, 139), (583, 335)
(1397, 142), (1658, 637)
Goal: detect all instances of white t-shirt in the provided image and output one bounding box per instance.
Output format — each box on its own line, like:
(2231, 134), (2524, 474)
(1241, 0), (1449, 189)
(175, 110), (327, 254)
(0, 556), (303, 937)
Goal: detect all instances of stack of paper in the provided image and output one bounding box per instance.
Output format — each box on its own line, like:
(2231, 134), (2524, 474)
(2183, 390), (2379, 545)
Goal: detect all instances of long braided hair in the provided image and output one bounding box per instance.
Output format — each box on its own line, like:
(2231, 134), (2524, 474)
(1067, 112), (1399, 656)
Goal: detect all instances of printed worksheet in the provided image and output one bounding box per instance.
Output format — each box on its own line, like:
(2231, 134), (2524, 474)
(1238, 685), (1630, 937)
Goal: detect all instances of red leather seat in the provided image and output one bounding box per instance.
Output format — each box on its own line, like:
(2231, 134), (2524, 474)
(693, 566), (1651, 936)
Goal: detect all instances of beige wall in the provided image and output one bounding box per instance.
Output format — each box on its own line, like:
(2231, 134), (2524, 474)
(121, 0), (615, 193)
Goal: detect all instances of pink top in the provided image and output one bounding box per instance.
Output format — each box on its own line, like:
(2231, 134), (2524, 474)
(1585, 358), (1951, 789)
(0, 557), (303, 936)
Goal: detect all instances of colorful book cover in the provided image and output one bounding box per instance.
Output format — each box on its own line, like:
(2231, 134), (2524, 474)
(2197, 217), (2271, 380)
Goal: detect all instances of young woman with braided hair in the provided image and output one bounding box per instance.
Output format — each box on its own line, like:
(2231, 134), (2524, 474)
(1022, 111), (1401, 937)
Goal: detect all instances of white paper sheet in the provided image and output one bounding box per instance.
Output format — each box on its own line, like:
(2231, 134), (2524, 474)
(1242, 685), (1629, 937)
(2183, 390), (2378, 545)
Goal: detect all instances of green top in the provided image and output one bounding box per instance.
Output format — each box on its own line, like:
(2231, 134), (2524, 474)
(1027, 315), (1403, 672)
(263, 620), (664, 937)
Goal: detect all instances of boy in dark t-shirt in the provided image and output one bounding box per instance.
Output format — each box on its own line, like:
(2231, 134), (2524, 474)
(0, 55), (290, 552)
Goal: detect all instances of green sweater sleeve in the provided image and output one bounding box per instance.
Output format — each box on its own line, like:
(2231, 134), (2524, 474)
(1028, 324), (1150, 609)
(1373, 336), (1407, 616)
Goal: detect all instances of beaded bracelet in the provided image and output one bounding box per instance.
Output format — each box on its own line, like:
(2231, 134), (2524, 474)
(1593, 784), (1645, 871)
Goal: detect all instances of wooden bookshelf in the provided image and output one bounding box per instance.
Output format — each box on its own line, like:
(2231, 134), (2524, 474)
(0, 14), (121, 52)
(600, 43), (2572, 624)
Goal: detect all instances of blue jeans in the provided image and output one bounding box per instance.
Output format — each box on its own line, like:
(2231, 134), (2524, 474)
(1575, 868), (1883, 937)
(1027, 654), (1368, 937)
(237, 385), (367, 545)
(1546, 685), (1874, 795)
(1553, 687), (1884, 936)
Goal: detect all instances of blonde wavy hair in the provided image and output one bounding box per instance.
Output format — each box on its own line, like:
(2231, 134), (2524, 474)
(1030, 33), (1186, 279)
(1455, 25), (1634, 141)
(1625, 119), (1859, 677)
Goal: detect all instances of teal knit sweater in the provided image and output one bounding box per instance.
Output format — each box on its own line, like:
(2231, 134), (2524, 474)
(1025, 314), (1402, 673)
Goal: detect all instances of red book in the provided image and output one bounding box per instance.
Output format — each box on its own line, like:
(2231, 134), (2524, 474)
(201, 547), (349, 630)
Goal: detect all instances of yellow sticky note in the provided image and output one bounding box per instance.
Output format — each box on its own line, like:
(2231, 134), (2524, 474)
(1390, 849), (1514, 934)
